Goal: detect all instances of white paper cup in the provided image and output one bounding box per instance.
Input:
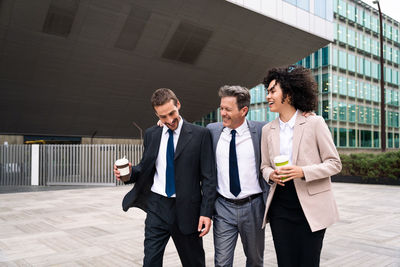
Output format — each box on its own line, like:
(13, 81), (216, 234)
(274, 155), (290, 180)
(115, 157), (130, 182)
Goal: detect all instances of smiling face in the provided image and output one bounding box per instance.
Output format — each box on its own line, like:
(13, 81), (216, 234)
(219, 96), (248, 129)
(266, 80), (291, 113)
(154, 99), (181, 131)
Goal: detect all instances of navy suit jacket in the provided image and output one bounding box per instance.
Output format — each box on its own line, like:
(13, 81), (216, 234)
(122, 120), (217, 235)
(206, 120), (269, 203)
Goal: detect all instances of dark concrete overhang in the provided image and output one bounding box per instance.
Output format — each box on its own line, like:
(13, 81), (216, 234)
(0, 0), (331, 138)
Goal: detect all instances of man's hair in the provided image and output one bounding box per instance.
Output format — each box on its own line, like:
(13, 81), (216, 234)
(151, 88), (178, 108)
(218, 85), (250, 112)
(263, 65), (318, 112)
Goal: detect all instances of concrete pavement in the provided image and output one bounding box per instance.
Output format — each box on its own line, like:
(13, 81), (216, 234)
(0, 183), (399, 266)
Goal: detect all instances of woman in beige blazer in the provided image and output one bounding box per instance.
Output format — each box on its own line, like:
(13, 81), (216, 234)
(261, 65), (341, 267)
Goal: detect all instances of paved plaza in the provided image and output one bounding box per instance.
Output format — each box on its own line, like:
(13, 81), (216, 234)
(0, 183), (399, 266)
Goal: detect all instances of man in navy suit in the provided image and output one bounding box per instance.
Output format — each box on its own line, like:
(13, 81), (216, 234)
(207, 85), (269, 267)
(114, 88), (216, 267)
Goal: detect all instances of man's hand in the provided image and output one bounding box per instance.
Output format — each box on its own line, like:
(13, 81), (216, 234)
(113, 163), (132, 181)
(198, 216), (211, 237)
(276, 165), (304, 183)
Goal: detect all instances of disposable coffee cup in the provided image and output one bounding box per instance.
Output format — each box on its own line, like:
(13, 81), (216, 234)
(115, 156), (130, 182)
(274, 155), (290, 180)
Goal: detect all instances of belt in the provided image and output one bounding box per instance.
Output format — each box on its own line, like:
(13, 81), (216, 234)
(218, 193), (263, 205)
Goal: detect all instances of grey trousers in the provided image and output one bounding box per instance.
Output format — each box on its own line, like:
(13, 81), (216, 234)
(213, 195), (265, 267)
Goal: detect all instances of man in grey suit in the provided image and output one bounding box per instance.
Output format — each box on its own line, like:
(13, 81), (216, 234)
(207, 85), (269, 267)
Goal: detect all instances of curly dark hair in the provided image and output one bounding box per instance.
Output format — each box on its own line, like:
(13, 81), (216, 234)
(263, 65), (318, 112)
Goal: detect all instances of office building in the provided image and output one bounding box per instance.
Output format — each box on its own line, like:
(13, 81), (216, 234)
(199, 0), (400, 151)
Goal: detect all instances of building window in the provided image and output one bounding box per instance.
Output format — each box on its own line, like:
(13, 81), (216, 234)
(373, 108), (380, 125)
(314, 50), (319, 68)
(338, 24), (346, 43)
(364, 83), (371, 101)
(347, 3), (355, 21)
(339, 102), (347, 121)
(371, 16), (378, 33)
(333, 128), (338, 146)
(365, 107), (372, 124)
(371, 62), (379, 79)
(338, 0), (347, 17)
(340, 128), (347, 147)
(347, 29), (356, 47)
(388, 132), (393, 148)
(358, 105), (365, 124)
(374, 131), (380, 148)
(357, 81), (363, 99)
(360, 130), (372, 147)
(348, 104), (356, 122)
(364, 59), (371, 77)
(348, 54), (355, 72)
(395, 133), (399, 148)
(338, 50), (347, 69)
(371, 85), (379, 102)
(338, 76), (347, 95)
(332, 75), (338, 93)
(364, 36), (371, 54)
(297, 0), (310, 11)
(356, 7), (363, 25)
(332, 48), (338, 67)
(322, 100), (330, 119)
(364, 12), (371, 29)
(348, 79), (356, 97)
(315, 0), (326, 19)
(393, 112), (399, 128)
(322, 73), (330, 93)
(283, 0), (309, 11)
(332, 101), (338, 120)
(349, 129), (356, 147)
(322, 47), (329, 66)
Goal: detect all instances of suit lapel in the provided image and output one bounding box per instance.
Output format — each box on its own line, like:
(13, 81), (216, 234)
(174, 120), (192, 160)
(152, 127), (163, 157)
(212, 124), (224, 154)
(270, 118), (280, 159)
(247, 120), (260, 164)
(292, 114), (306, 165)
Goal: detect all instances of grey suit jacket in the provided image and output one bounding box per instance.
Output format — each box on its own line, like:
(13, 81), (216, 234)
(207, 120), (269, 203)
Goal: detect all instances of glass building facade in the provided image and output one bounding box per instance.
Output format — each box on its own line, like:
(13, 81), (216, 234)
(197, 0), (399, 150)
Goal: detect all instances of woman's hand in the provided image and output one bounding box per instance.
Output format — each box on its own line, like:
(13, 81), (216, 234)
(276, 165), (304, 183)
(269, 169), (285, 186)
(157, 120), (164, 127)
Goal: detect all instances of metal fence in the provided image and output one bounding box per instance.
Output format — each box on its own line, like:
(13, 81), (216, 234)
(0, 144), (143, 186)
(0, 145), (32, 186)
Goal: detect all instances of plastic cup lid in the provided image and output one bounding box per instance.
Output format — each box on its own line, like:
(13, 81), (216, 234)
(115, 156), (129, 166)
(274, 155), (289, 164)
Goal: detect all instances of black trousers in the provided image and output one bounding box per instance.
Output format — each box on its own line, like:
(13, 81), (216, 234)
(143, 192), (205, 267)
(268, 181), (326, 267)
(269, 217), (326, 267)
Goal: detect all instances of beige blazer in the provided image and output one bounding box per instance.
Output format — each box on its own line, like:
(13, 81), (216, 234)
(260, 113), (341, 232)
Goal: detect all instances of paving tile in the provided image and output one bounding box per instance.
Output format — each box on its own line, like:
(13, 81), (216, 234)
(0, 184), (399, 266)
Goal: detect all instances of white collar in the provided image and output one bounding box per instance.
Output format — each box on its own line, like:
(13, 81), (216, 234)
(279, 110), (297, 129)
(224, 119), (248, 136)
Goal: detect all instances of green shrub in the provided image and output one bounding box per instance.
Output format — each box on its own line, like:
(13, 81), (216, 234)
(339, 151), (400, 180)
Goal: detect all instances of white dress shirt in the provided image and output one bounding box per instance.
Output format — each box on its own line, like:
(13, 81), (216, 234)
(216, 119), (262, 199)
(279, 110), (298, 164)
(151, 117), (183, 197)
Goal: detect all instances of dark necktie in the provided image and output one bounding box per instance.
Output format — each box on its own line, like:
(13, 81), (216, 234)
(229, 129), (241, 197)
(165, 129), (175, 197)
